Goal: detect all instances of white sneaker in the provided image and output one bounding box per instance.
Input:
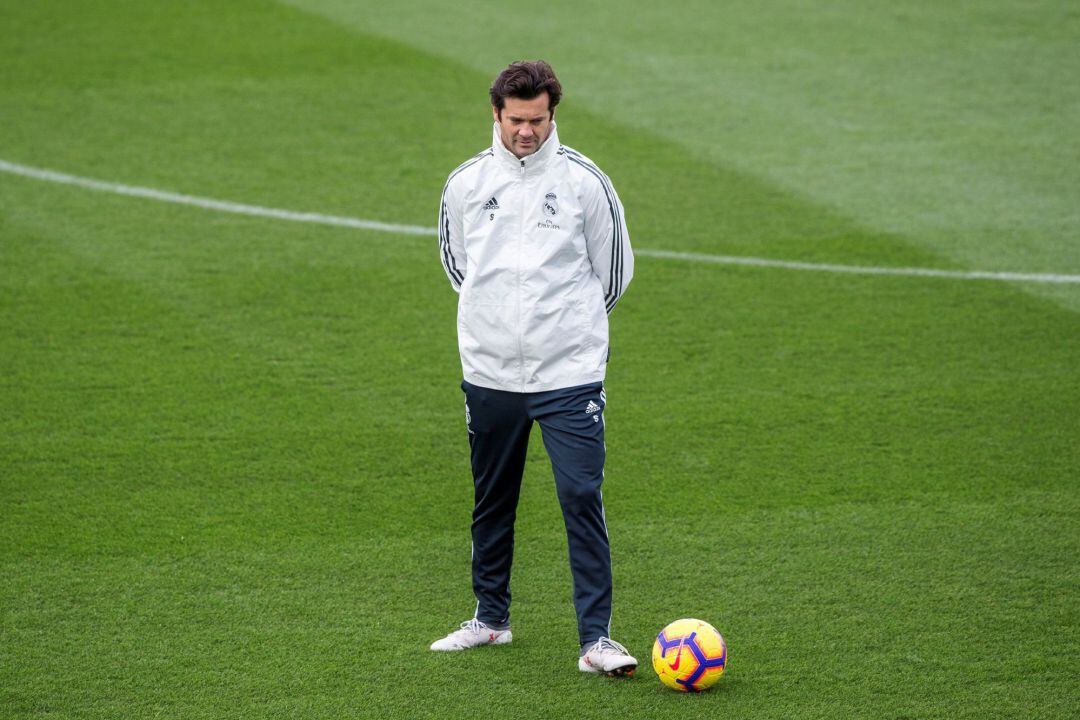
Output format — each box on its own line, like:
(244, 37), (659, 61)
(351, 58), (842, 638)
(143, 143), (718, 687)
(430, 618), (512, 652)
(578, 637), (638, 676)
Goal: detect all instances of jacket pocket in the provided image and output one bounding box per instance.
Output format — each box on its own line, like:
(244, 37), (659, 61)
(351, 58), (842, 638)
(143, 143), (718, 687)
(458, 302), (518, 379)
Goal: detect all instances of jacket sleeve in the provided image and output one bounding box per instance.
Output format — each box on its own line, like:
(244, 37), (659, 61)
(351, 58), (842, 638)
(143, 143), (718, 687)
(438, 178), (467, 292)
(582, 171), (634, 313)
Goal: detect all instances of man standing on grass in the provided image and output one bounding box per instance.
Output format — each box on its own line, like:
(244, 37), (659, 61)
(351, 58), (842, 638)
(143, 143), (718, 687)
(431, 60), (636, 677)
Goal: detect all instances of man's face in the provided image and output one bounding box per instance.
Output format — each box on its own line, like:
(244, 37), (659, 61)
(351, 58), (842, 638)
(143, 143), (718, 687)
(494, 92), (554, 159)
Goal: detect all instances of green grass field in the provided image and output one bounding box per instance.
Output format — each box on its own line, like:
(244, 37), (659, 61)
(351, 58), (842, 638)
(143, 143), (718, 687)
(2, 1), (1077, 717)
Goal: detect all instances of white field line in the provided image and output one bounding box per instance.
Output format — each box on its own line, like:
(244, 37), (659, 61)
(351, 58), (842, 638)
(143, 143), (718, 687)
(635, 248), (1080, 284)
(0, 159), (433, 236)
(3, 158), (1079, 285)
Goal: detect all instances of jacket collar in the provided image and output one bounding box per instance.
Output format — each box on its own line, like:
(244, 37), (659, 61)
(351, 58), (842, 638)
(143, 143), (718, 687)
(491, 122), (561, 174)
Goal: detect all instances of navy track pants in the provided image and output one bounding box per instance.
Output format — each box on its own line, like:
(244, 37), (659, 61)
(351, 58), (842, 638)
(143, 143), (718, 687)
(462, 379), (612, 646)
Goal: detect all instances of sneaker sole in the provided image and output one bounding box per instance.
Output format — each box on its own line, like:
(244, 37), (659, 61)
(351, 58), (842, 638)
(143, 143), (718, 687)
(430, 632), (512, 652)
(578, 659), (638, 677)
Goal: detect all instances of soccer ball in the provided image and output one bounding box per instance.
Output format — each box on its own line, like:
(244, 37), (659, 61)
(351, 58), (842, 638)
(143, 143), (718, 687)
(652, 618), (728, 692)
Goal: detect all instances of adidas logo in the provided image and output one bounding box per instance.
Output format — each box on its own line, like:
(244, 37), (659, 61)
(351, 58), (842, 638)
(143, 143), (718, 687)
(482, 196), (499, 211)
(585, 400), (601, 414)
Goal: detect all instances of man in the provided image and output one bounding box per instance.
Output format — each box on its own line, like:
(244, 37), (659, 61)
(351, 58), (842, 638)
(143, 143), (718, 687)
(432, 60), (636, 677)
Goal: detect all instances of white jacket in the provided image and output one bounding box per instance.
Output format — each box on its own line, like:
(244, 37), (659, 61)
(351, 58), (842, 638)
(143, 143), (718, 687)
(439, 123), (633, 392)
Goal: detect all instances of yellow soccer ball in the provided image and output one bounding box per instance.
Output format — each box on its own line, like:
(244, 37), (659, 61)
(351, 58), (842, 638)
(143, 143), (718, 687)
(652, 618), (728, 692)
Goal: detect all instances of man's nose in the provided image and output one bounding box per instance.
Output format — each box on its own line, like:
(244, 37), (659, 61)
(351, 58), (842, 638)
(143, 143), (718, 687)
(519, 126), (533, 137)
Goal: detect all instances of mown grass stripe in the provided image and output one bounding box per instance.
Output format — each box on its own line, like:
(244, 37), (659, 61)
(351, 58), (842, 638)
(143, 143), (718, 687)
(3, 157), (1078, 285)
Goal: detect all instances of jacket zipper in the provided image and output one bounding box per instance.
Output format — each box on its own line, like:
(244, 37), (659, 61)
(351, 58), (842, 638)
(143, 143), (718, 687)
(516, 158), (527, 391)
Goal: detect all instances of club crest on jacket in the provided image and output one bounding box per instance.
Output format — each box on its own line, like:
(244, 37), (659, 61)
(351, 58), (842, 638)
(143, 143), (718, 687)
(543, 192), (559, 216)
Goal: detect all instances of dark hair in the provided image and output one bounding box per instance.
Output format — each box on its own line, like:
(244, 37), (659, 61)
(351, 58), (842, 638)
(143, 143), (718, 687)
(490, 60), (562, 116)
